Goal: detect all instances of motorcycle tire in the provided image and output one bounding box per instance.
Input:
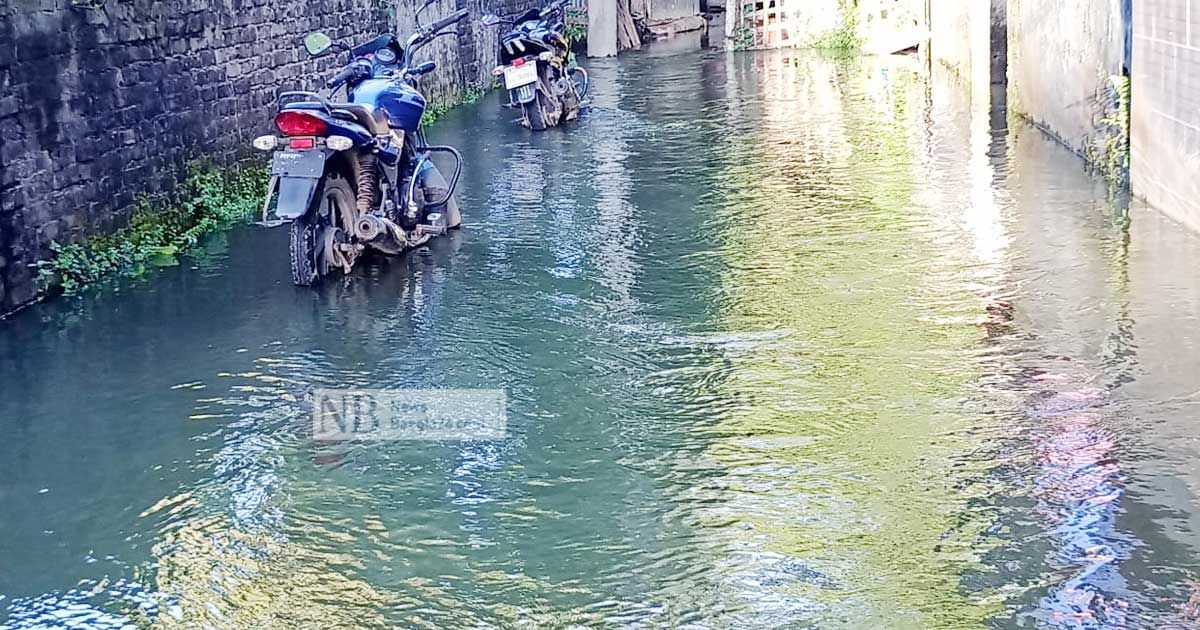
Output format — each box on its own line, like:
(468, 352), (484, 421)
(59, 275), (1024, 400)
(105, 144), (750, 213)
(523, 97), (547, 131)
(289, 214), (321, 286)
(289, 173), (355, 286)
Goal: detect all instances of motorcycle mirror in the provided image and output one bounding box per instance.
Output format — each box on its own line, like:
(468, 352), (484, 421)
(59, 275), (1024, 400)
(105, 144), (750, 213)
(415, 0), (436, 26)
(481, 14), (503, 26)
(303, 32), (333, 56)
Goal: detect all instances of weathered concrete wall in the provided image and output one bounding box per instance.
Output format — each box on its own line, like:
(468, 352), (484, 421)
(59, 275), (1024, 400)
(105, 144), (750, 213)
(1007, 0), (1124, 161)
(928, 1), (992, 80)
(1131, 0), (1200, 232)
(0, 0), (530, 313)
(649, 0), (699, 22)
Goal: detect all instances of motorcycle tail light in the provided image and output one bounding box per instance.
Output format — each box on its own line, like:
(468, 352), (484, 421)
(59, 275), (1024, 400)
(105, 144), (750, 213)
(512, 57), (526, 67)
(289, 138), (315, 150)
(275, 111), (327, 136)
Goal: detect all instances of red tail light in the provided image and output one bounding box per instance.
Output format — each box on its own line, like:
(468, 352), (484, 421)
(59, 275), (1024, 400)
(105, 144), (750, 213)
(275, 111), (327, 136)
(512, 57), (526, 67)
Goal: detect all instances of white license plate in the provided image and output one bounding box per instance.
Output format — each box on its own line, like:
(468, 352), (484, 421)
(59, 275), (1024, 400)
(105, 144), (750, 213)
(504, 63), (538, 89)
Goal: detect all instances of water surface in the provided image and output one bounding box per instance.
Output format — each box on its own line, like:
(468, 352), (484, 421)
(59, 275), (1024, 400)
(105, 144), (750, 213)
(3, 48), (1200, 629)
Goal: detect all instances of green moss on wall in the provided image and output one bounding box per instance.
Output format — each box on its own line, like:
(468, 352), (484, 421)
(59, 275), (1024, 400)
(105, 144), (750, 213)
(421, 83), (489, 127)
(38, 163), (266, 296)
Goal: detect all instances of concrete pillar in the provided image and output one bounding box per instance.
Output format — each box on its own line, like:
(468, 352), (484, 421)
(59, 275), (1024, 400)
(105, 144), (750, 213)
(724, 0), (737, 49)
(989, 0), (1006, 86)
(588, 0), (618, 57)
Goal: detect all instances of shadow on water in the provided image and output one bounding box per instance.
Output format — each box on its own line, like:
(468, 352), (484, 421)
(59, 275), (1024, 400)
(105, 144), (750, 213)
(4, 44), (1200, 628)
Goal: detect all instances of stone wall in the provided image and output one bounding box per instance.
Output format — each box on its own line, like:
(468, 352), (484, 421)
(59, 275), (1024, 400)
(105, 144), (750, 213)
(0, 0), (533, 313)
(0, 0), (390, 312)
(394, 0), (538, 107)
(1131, 0), (1200, 232)
(1007, 0), (1125, 160)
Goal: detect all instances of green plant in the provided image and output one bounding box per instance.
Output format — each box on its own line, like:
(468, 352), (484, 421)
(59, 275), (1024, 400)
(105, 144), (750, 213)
(421, 83), (490, 127)
(734, 24), (755, 51)
(1099, 74), (1131, 189)
(38, 162), (265, 295)
(811, 0), (862, 52)
(563, 22), (586, 44)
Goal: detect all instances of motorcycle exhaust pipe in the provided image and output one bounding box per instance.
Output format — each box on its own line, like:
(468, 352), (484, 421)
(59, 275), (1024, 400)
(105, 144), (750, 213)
(356, 215), (407, 254)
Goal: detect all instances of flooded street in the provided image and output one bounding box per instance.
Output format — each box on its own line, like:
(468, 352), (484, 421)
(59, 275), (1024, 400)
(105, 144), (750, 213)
(4, 47), (1200, 628)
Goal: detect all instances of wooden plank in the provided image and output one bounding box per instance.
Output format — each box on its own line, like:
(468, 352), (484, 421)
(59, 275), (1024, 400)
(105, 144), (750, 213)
(617, 0), (641, 49)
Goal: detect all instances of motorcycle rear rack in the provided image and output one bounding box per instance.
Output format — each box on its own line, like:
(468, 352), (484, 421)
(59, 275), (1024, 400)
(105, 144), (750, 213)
(276, 91), (334, 113)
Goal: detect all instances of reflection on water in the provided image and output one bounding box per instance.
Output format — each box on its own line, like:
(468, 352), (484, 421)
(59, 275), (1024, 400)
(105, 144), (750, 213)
(3, 47), (1200, 628)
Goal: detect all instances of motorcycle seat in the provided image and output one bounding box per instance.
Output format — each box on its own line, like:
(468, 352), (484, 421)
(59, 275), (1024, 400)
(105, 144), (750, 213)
(330, 103), (391, 136)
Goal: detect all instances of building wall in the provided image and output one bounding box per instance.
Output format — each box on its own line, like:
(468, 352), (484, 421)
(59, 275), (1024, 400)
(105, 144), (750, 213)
(929, 1), (992, 81)
(1007, 0), (1125, 160)
(727, 0), (843, 49)
(0, 0), (530, 313)
(649, 0), (699, 22)
(857, 0), (925, 53)
(1131, 0), (1200, 232)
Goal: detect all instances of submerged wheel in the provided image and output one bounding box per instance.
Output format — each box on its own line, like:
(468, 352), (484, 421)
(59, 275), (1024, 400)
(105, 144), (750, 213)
(289, 214), (320, 286)
(288, 173), (357, 286)
(523, 98), (547, 131)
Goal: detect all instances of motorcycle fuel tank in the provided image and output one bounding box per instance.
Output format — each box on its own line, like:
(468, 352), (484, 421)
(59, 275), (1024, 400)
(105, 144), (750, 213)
(350, 79), (426, 131)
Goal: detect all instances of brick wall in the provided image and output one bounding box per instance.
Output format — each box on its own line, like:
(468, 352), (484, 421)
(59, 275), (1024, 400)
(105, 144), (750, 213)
(1131, 0), (1200, 232)
(0, 0), (534, 313)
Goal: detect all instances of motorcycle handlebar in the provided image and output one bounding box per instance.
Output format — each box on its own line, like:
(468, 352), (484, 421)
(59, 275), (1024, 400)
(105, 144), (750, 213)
(326, 59), (370, 90)
(428, 9), (469, 34)
(540, 0), (566, 18)
(326, 66), (356, 89)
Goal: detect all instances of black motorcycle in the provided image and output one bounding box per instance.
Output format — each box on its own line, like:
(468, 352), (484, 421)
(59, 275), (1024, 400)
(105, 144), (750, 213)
(484, 0), (589, 130)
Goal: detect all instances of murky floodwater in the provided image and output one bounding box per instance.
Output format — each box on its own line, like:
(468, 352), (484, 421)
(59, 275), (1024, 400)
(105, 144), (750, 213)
(4, 47), (1200, 629)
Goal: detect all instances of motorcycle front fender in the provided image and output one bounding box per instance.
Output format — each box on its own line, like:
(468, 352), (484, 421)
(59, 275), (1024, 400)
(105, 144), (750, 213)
(276, 176), (320, 219)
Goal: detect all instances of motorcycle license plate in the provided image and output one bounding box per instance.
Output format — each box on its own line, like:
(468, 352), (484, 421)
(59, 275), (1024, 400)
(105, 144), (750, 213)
(504, 63), (538, 89)
(270, 149), (324, 178)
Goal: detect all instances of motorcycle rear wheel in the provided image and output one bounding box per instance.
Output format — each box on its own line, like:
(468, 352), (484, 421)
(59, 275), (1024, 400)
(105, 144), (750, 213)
(289, 214), (321, 286)
(289, 173), (356, 286)
(522, 97), (547, 131)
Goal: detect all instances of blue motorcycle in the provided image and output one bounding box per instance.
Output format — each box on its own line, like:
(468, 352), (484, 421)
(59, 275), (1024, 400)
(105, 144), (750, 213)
(253, 1), (468, 285)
